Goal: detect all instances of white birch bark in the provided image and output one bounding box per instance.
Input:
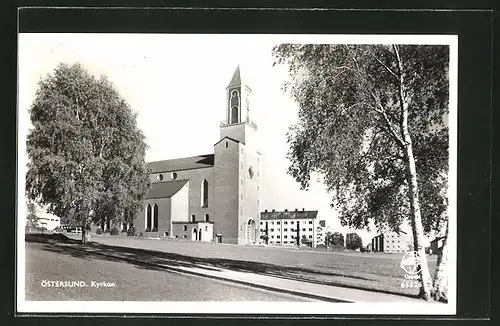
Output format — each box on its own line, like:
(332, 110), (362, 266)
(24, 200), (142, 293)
(393, 44), (433, 300)
(433, 219), (449, 301)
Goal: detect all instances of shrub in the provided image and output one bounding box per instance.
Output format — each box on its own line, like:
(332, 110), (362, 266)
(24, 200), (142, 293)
(138, 231), (144, 237)
(110, 226), (120, 236)
(346, 232), (363, 250)
(96, 228), (103, 235)
(127, 226), (137, 237)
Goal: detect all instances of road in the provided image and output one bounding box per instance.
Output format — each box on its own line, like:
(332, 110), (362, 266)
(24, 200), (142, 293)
(24, 242), (314, 302)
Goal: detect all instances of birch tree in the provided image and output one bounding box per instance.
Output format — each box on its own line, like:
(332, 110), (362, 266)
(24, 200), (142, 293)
(26, 63), (150, 244)
(273, 44), (449, 301)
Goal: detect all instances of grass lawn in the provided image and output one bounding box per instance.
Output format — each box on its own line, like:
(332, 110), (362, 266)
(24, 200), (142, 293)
(68, 233), (438, 298)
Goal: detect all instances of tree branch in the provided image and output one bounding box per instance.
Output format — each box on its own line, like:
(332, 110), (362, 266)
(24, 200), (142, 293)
(370, 92), (405, 148)
(368, 51), (398, 79)
(392, 44), (410, 145)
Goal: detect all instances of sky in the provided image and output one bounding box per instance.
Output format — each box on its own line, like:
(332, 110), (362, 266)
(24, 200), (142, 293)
(18, 34), (456, 245)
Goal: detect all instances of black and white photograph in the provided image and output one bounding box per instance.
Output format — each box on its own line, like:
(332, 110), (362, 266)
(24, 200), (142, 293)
(17, 33), (457, 315)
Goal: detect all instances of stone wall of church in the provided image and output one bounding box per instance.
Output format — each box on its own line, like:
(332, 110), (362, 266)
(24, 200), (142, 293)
(138, 197), (171, 234)
(213, 138), (241, 244)
(148, 168), (214, 225)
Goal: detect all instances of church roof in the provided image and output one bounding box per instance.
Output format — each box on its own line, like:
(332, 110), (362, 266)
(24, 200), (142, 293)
(260, 210), (319, 220)
(146, 154), (214, 173)
(227, 65), (242, 88)
(144, 180), (188, 199)
(214, 136), (243, 146)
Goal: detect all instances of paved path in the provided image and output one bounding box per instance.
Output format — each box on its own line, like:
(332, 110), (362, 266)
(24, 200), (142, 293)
(62, 235), (422, 303)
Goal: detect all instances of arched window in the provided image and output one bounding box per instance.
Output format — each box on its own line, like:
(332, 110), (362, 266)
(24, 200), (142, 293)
(191, 214), (196, 222)
(146, 204), (152, 231)
(231, 106), (239, 124)
(201, 179), (208, 207)
(153, 203), (158, 231)
(204, 214), (209, 222)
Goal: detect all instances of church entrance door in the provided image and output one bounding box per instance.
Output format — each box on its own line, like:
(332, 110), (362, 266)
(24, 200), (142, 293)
(246, 219), (256, 244)
(192, 228), (198, 241)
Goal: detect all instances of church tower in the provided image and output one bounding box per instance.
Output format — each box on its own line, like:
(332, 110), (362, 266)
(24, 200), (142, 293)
(213, 66), (262, 244)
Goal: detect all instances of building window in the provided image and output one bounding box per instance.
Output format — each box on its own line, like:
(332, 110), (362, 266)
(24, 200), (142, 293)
(225, 142), (228, 148)
(165, 232), (169, 237)
(257, 185), (259, 191)
(276, 221), (280, 225)
(302, 228), (306, 231)
(205, 214), (209, 222)
(271, 235), (274, 239)
(175, 235), (178, 238)
(153, 204), (159, 231)
(309, 221), (313, 224)
(191, 215), (196, 222)
(309, 235), (313, 239)
(183, 235), (187, 239)
(284, 235), (288, 239)
(270, 229), (274, 232)
(146, 204), (152, 231)
(260, 221), (263, 225)
(277, 235), (280, 239)
(171, 172), (178, 180)
(201, 179), (208, 207)
(284, 228), (287, 232)
(241, 194), (243, 200)
(205, 226), (208, 231)
(157, 174), (163, 181)
(184, 225), (187, 231)
(231, 106), (239, 124)
(309, 228), (313, 231)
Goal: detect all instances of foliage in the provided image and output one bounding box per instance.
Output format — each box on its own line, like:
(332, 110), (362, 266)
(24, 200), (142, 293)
(96, 228), (103, 235)
(300, 234), (311, 246)
(26, 63), (150, 243)
(137, 231), (144, 237)
(127, 226), (137, 237)
(26, 201), (38, 230)
(273, 44), (450, 299)
(329, 232), (345, 246)
(346, 232), (363, 250)
(273, 44), (449, 234)
(110, 226), (120, 236)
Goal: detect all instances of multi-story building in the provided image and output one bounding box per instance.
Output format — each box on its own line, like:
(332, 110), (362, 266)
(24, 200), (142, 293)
(370, 231), (409, 253)
(315, 224), (326, 246)
(259, 209), (320, 247)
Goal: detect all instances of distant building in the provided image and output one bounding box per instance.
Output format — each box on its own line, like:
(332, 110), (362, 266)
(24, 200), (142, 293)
(315, 223), (326, 246)
(370, 231), (409, 253)
(259, 209), (320, 247)
(35, 212), (60, 231)
(429, 236), (445, 255)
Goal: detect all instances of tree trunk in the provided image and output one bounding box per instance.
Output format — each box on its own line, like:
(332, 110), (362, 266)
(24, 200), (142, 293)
(81, 225), (87, 244)
(432, 219), (449, 302)
(404, 143), (433, 300)
(393, 44), (433, 300)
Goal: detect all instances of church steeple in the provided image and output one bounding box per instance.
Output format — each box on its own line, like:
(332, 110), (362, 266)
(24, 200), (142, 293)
(225, 65), (252, 126)
(227, 65), (242, 88)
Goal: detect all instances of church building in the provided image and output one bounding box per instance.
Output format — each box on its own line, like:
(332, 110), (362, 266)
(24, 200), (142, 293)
(134, 66), (262, 245)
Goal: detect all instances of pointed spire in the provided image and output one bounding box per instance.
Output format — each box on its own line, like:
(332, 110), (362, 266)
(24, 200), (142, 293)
(227, 65), (242, 88)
